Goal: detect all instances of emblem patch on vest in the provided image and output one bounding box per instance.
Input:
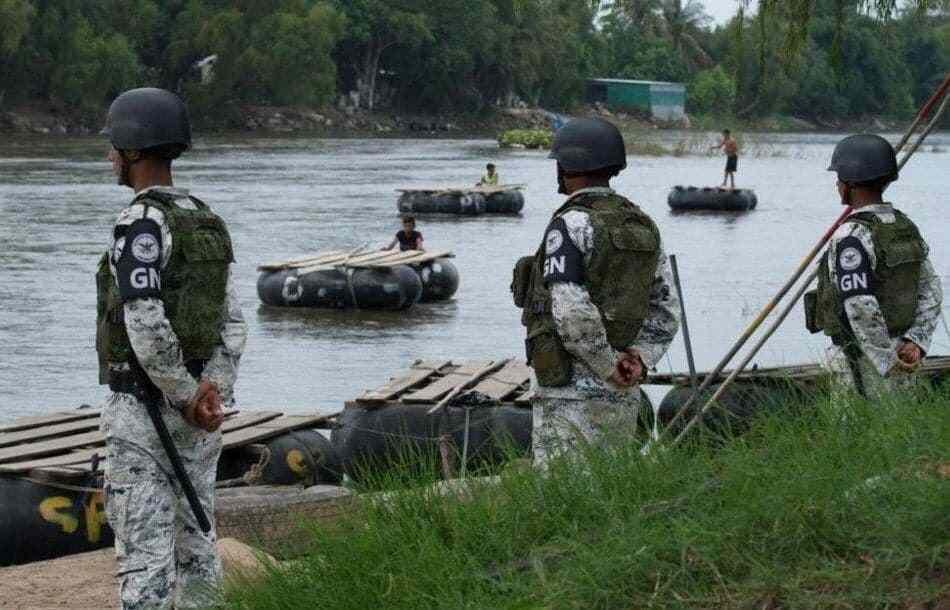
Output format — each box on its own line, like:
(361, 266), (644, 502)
(542, 218), (583, 285)
(131, 233), (160, 264)
(835, 236), (873, 298)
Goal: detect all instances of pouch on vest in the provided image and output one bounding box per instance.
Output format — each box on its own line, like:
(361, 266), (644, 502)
(525, 326), (573, 387)
(803, 290), (820, 334)
(511, 255), (535, 309)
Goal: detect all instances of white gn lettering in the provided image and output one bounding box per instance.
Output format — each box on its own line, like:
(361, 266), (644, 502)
(130, 267), (161, 290)
(543, 256), (566, 276)
(839, 273), (867, 292)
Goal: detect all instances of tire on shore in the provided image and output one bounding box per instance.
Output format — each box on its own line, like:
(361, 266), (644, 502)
(414, 259), (460, 302)
(332, 405), (532, 482)
(257, 265), (422, 310)
(0, 475), (114, 567)
(220, 429), (343, 487)
(656, 381), (805, 438)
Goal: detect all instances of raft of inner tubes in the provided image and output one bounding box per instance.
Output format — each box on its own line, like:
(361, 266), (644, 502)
(257, 259), (459, 310)
(0, 429), (342, 567)
(397, 189), (525, 215)
(667, 186), (758, 211)
(1, 378), (815, 566)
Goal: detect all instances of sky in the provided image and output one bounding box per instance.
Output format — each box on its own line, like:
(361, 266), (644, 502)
(701, 0), (755, 24)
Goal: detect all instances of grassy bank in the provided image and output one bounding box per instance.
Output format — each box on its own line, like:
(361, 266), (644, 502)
(225, 387), (949, 609)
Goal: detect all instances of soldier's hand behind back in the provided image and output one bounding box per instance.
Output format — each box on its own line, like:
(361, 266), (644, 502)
(896, 340), (923, 372)
(184, 380), (225, 432)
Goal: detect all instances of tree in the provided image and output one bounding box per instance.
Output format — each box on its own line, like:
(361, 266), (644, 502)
(331, 0), (431, 110)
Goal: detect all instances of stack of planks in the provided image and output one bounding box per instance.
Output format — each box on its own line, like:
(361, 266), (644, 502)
(0, 409), (337, 480)
(350, 359), (534, 409)
(258, 249), (454, 275)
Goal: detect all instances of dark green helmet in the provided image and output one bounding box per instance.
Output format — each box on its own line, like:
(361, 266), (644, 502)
(827, 134), (898, 185)
(103, 88), (191, 152)
(549, 117), (626, 174)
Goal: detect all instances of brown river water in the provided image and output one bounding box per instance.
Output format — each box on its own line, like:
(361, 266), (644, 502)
(1, 132), (948, 422)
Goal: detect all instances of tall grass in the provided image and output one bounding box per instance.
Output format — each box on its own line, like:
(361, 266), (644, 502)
(225, 385), (949, 609)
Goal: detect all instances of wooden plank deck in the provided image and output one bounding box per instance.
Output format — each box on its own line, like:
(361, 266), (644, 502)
(260, 249), (454, 274)
(358, 360), (452, 403)
(402, 361), (496, 403)
(395, 184), (525, 195)
(0, 410), (101, 434)
(0, 409), (335, 478)
(465, 360), (531, 401)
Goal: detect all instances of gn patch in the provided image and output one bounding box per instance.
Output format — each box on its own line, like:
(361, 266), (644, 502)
(542, 217), (583, 285)
(834, 236), (873, 298)
(116, 218), (163, 301)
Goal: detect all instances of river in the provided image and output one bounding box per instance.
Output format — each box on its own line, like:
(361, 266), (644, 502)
(1, 132), (948, 422)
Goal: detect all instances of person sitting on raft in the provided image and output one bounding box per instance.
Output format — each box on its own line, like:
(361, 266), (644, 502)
(478, 163), (499, 187)
(383, 215), (425, 251)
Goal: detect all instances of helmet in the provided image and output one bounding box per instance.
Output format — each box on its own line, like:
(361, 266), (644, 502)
(103, 88), (191, 152)
(548, 117), (626, 174)
(827, 134), (898, 184)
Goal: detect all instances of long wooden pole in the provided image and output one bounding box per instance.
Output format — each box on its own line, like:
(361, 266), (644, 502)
(669, 255), (698, 387)
(659, 73), (950, 443)
(669, 75), (950, 445)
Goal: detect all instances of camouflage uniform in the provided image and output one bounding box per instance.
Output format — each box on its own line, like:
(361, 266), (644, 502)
(821, 204), (943, 398)
(101, 186), (247, 610)
(531, 187), (680, 465)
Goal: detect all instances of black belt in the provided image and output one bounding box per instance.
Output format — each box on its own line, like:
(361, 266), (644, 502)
(109, 359), (208, 401)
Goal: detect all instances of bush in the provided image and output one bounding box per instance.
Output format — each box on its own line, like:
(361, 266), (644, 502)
(498, 129), (553, 149)
(687, 65), (736, 115)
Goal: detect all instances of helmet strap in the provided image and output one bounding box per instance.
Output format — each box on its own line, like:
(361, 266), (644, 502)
(557, 164), (568, 195)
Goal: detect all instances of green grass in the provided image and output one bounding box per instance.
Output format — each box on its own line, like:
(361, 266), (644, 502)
(224, 385), (950, 609)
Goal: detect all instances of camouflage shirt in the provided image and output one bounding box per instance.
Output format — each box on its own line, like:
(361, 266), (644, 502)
(826, 203), (943, 376)
(108, 186), (247, 408)
(540, 187), (680, 398)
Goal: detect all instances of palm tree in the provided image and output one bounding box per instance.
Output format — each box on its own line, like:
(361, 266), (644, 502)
(659, 0), (713, 69)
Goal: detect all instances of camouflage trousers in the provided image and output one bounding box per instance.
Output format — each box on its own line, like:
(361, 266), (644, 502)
(824, 346), (921, 403)
(531, 381), (644, 467)
(102, 393), (222, 610)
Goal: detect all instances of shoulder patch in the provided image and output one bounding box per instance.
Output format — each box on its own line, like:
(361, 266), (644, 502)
(542, 217), (583, 285)
(115, 218), (164, 302)
(834, 235), (874, 299)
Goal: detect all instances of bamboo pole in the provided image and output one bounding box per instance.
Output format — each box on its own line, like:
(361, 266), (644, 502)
(658, 73), (950, 444)
(668, 75), (950, 446)
(669, 254), (697, 387)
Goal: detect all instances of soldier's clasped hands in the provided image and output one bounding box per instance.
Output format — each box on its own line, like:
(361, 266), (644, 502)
(183, 380), (225, 432)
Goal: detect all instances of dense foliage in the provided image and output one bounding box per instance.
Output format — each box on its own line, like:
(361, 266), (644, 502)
(0, 0), (946, 122)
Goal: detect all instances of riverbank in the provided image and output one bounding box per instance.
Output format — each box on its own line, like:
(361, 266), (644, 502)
(223, 386), (950, 609)
(0, 101), (907, 139)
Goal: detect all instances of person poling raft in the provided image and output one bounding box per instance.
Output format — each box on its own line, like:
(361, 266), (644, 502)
(257, 247), (459, 310)
(667, 185), (757, 211)
(397, 184), (525, 215)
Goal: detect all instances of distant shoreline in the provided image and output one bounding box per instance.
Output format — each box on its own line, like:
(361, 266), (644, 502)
(0, 101), (912, 140)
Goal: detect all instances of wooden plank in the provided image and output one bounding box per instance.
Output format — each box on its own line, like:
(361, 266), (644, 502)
(395, 184), (525, 195)
(222, 415), (332, 449)
(366, 250), (454, 268)
(403, 361), (495, 403)
(219, 411), (283, 433)
(358, 360), (452, 402)
(0, 448), (103, 473)
(0, 431), (103, 464)
(0, 410), (101, 434)
(466, 360), (531, 401)
(257, 250), (347, 272)
(0, 418), (102, 448)
(296, 249), (398, 274)
(514, 389), (534, 405)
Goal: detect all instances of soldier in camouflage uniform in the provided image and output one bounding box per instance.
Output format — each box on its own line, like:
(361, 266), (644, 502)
(806, 134), (943, 399)
(512, 118), (680, 465)
(98, 88), (247, 609)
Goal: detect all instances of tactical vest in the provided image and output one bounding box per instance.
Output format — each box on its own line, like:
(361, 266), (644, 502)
(96, 191), (234, 385)
(511, 192), (661, 386)
(806, 208), (927, 342)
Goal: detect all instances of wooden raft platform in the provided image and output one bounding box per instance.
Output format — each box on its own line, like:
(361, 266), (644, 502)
(395, 184), (525, 196)
(258, 248), (454, 273)
(349, 359), (535, 409)
(0, 409), (338, 480)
